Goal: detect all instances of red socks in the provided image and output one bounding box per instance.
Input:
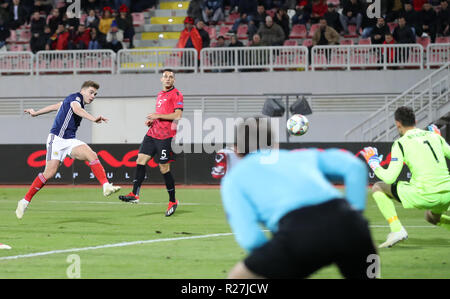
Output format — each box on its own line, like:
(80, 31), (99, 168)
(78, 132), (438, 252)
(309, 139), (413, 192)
(24, 173), (47, 202)
(89, 159), (108, 185)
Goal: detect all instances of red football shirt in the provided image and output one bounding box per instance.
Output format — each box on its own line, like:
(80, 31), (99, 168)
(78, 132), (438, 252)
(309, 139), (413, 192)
(147, 87), (184, 140)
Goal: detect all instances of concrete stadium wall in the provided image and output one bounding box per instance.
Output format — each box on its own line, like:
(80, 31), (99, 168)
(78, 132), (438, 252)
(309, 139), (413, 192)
(0, 69), (431, 144)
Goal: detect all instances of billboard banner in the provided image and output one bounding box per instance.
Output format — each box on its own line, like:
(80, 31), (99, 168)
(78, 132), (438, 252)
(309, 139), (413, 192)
(0, 143), (447, 185)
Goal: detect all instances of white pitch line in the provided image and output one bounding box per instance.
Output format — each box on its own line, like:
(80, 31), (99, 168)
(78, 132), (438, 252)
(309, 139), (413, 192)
(0, 225), (438, 261)
(0, 232), (234, 261)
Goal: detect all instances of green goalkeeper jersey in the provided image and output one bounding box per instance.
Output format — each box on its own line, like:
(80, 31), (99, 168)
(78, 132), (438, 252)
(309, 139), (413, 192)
(375, 128), (450, 194)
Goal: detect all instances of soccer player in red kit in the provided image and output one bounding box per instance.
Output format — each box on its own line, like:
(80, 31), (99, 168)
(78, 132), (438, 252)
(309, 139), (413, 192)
(119, 69), (183, 217)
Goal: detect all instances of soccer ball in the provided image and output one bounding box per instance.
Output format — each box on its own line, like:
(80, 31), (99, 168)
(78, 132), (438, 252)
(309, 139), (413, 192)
(287, 114), (309, 136)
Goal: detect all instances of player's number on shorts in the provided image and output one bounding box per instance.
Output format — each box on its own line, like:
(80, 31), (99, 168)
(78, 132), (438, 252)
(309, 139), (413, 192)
(161, 149), (167, 160)
(423, 141), (439, 163)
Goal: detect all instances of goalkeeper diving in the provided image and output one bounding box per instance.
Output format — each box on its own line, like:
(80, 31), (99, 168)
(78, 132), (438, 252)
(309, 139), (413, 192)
(361, 106), (450, 248)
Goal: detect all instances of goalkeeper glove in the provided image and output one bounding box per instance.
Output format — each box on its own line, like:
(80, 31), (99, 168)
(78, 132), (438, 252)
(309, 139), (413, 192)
(428, 124), (441, 136)
(361, 147), (383, 171)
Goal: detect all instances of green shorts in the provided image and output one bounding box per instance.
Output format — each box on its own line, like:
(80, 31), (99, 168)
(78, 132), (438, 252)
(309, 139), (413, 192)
(395, 181), (450, 214)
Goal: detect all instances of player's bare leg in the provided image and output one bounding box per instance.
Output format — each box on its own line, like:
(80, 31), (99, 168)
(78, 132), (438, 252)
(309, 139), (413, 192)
(119, 153), (151, 203)
(228, 262), (265, 279)
(71, 144), (120, 196)
(17, 159), (60, 219)
(372, 181), (408, 248)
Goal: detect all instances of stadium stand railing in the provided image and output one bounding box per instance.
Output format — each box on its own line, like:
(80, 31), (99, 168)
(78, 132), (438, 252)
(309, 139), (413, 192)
(117, 48), (198, 73)
(345, 62), (450, 142)
(36, 50), (116, 75)
(0, 44), (448, 75)
(199, 46), (309, 72)
(311, 44), (424, 71)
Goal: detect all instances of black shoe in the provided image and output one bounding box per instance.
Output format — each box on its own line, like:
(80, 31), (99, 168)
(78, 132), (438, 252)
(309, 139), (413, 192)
(119, 192), (140, 203)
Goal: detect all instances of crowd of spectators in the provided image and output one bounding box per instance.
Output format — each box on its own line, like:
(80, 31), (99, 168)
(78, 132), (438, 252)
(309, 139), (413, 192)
(185, 0), (450, 54)
(0, 0), (158, 52)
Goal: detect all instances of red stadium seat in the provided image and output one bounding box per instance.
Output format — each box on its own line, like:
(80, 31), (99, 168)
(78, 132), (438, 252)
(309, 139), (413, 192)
(289, 24), (307, 39)
(225, 12), (240, 25)
(283, 39), (298, 46)
(132, 12), (145, 27)
(204, 26), (217, 40)
(19, 30), (31, 42)
(358, 38), (371, 45)
(416, 36), (430, 49)
(308, 24), (320, 38)
(387, 22), (398, 33)
(340, 39), (354, 45)
(346, 24), (359, 37)
(9, 44), (23, 51)
(6, 30), (17, 42)
(302, 39), (313, 47)
(236, 24), (248, 39)
(435, 36), (450, 44)
(219, 25), (232, 38)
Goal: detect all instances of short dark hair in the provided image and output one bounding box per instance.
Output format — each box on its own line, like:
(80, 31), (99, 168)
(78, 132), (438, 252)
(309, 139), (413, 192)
(161, 68), (174, 74)
(81, 80), (99, 90)
(395, 106), (416, 127)
(234, 117), (276, 156)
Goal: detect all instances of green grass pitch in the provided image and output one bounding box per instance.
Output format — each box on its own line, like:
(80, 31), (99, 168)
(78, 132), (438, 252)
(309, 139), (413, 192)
(0, 187), (448, 279)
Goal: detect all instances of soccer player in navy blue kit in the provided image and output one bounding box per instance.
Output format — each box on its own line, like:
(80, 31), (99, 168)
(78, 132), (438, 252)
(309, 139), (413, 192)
(16, 81), (121, 219)
(221, 118), (377, 279)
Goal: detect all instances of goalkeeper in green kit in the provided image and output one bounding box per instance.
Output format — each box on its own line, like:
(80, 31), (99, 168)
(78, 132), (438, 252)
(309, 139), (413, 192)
(361, 106), (450, 248)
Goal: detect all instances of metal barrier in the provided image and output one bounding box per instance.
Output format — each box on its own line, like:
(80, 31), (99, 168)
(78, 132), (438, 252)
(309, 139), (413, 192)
(311, 44), (423, 70)
(426, 43), (450, 69)
(200, 46), (309, 72)
(36, 50), (116, 74)
(0, 51), (33, 75)
(117, 48), (197, 73)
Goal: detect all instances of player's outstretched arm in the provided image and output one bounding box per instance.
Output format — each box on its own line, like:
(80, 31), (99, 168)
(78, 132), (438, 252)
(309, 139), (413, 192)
(361, 144), (403, 184)
(70, 101), (108, 123)
(24, 102), (62, 117)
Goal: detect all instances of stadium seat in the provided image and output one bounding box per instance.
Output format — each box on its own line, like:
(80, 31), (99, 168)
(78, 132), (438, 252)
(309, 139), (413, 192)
(302, 39), (313, 47)
(416, 36), (430, 49)
(225, 12), (240, 25)
(435, 36), (450, 44)
(132, 12), (145, 27)
(236, 24), (248, 40)
(308, 24), (320, 38)
(219, 25), (232, 38)
(346, 24), (359, 37)
(289, 24), (307, 39)
(6, 30), (17, 42)
(205, 26), (217, 40)
(283, 39), (298, 46)
(80, 14), (87, 25)
(19, 30), (31, 42)
(9, 44), (23, 51)
(266, 9), (276, 18)
(340, 39), (354, 45)
(358, 38), (371, 45)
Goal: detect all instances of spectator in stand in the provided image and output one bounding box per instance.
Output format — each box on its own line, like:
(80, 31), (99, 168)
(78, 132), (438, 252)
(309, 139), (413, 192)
(418, 1), (437, 42)
(0, 15), (10, 51)
(215, 34), (226, 47)
(312, 17), (339, 46)
(187, 0), (203, 23)
(115, 4), (134, 48)
(8, 0), (27, 30)
(30, 10), (45, 34)
(98, 6), (114, 36)
(339, 0), (363, 35)
(202, 0), (224, 26)
(324, 3), (341, 33)
(83, 0), (101, 12)
(370, 17), (389, 44)
(361, 0), (377, 38)
(250, 32), (262, 46)
(32, 0), (52, 15)
(47, 23), (69, 50)
(85, 9), (100, 29)
(248, 4), (266, 40)
(0, 1), (9, 23)
(229, 0), (258, 34)
(383, 33), (396, 63)
(386, 0), (404, 22)
(257, 15), (285, 46)
(47, 8), (63, 34)
(68, 23), (91, 49)
(291, 0), (311, 25)
(30, 24), (50, 53)
(274, 7), (289, 39)
(177, 16), (203, 57)
(88, 26), (102, 49)
(196, 20), (210, 48)
(310, 0), (327, 24)
(436, 0), (449, 36)
(229, 32), (243, 47)
(399, 2), (419, 36)
(392, 16), (416, 43)
(105, 20), (124, 52)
